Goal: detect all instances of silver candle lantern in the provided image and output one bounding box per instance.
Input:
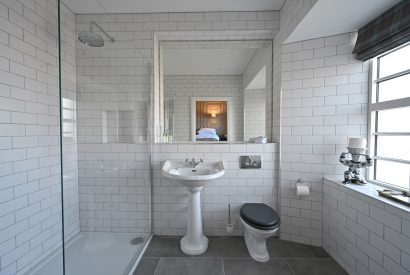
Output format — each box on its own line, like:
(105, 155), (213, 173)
(339, 138), (373, 185)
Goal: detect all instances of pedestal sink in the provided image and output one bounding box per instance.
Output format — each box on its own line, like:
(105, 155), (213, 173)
(162, 160), (225, 255)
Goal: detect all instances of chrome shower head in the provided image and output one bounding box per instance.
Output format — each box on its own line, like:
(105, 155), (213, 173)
(78, 21), (115, 47)
(78, 31), (104, 47)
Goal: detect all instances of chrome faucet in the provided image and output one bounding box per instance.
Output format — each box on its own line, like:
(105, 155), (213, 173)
(185, 158), (203, 168)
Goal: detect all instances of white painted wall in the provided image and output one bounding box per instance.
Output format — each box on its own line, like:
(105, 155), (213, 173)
(285, 0), (400, 43)
(164, 48), (256, 76)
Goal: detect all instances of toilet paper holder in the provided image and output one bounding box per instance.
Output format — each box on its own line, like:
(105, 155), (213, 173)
(296, 179), (310, 197)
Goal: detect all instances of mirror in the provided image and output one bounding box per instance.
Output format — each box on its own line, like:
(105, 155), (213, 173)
(160, 40), (272, 142)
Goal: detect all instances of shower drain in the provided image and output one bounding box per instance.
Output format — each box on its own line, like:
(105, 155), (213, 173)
(130, 237), (144, 245)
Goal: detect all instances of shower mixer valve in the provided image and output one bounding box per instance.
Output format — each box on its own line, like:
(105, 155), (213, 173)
(339, 147), (373, 185)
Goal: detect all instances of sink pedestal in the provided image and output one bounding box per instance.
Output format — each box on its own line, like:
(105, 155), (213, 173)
(162, 160), (225, 255)
(180, 186), (208, 255)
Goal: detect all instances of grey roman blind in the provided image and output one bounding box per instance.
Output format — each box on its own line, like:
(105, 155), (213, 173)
(353, 0), (410, 61)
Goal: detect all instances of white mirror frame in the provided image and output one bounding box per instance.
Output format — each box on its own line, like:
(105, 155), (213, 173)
(191, 97), (232, 142)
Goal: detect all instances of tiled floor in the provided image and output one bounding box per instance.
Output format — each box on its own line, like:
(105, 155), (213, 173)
(134, 237), (348, 275)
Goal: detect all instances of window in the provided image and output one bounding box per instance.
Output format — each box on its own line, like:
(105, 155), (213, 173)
(368, 43), (410, 190)
(62, 98), (76, 140)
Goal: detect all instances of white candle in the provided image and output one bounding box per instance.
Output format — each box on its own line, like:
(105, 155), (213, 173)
(348, 137), (366, 149)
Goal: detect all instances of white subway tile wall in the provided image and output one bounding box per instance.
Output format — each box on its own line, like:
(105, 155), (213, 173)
(323, 179), (410, 275)
(151, 143), (278, 236)
(0, 1), (79, 274)
(77, 143), (151, 233)
(161, 40), (273, 142)
(4, 1), (406, 274)
(152, 17), (279, 142)
(243, 89), (266, 141)
(272, 0), (319, 142)
(279, 32), (369, 246)
(75, 11), (279, 233)
(60, 1), (80, 247)
(242, 45), (273, 140)
(164, 75), (243, 141)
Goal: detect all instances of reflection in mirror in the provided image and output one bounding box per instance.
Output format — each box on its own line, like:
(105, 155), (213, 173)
(244, 66), (266, 141)
(192, 98), (230, 141)
(161, 40), (272, 142)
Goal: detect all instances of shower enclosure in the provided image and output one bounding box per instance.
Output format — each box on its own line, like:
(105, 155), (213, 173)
(0, 0), (152, 274)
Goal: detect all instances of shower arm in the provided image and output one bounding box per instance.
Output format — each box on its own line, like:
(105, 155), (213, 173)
(90, 21), (115, 43)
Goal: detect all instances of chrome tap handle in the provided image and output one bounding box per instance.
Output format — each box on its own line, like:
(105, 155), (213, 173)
(192, 159), (203, 167)
(185, 158), (193, 167)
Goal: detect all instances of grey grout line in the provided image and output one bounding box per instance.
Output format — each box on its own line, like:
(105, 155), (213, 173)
(140, 255), (340, 275)
(304, 245), (317, 258)
(144, 256), (320, 259)
(285, 259), (296, 275)
(140, 238), (345, 275)
(152, 257), (161, 275)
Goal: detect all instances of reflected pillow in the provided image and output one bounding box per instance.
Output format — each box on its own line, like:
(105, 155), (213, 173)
(196, 131), (220, 141)
(198, 128), (216, 134)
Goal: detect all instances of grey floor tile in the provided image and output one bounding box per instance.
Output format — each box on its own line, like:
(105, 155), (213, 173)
(305, 245), (331, 258)
(133, 258), (159, 275)
(140, 236), (348, 275)
(267, 238), (315, 258)
(287, 259), (348, 275)
(198, 237), (250, 258)
(154, 257), (224, 275)
(144, 237), (187, 257)
(223, 258), (293, 275)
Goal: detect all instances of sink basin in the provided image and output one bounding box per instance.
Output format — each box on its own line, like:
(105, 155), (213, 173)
(161, 159), (225, 255)
(162, 160), (225, 187)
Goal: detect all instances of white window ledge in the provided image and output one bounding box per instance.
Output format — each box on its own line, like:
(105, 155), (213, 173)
(324, 176), (410, 214)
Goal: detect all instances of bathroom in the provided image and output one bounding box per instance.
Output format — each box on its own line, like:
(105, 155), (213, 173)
(0, 0), (409, 274)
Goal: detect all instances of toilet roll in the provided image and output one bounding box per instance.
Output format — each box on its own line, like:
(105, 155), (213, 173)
(296, 185), (310, 196)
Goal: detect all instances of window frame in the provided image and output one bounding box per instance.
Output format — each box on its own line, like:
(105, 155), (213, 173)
(367, 43), (410, 192)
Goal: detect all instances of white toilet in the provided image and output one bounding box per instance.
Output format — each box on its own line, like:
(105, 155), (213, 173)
(240, 203), (280, 262)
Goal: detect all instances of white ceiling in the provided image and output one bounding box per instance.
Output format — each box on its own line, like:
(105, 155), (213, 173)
(285, 0), (401, 43)
(65, 0), (285, 14)
(246, 66), (266, 90)
(163, 48), (257, 76)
